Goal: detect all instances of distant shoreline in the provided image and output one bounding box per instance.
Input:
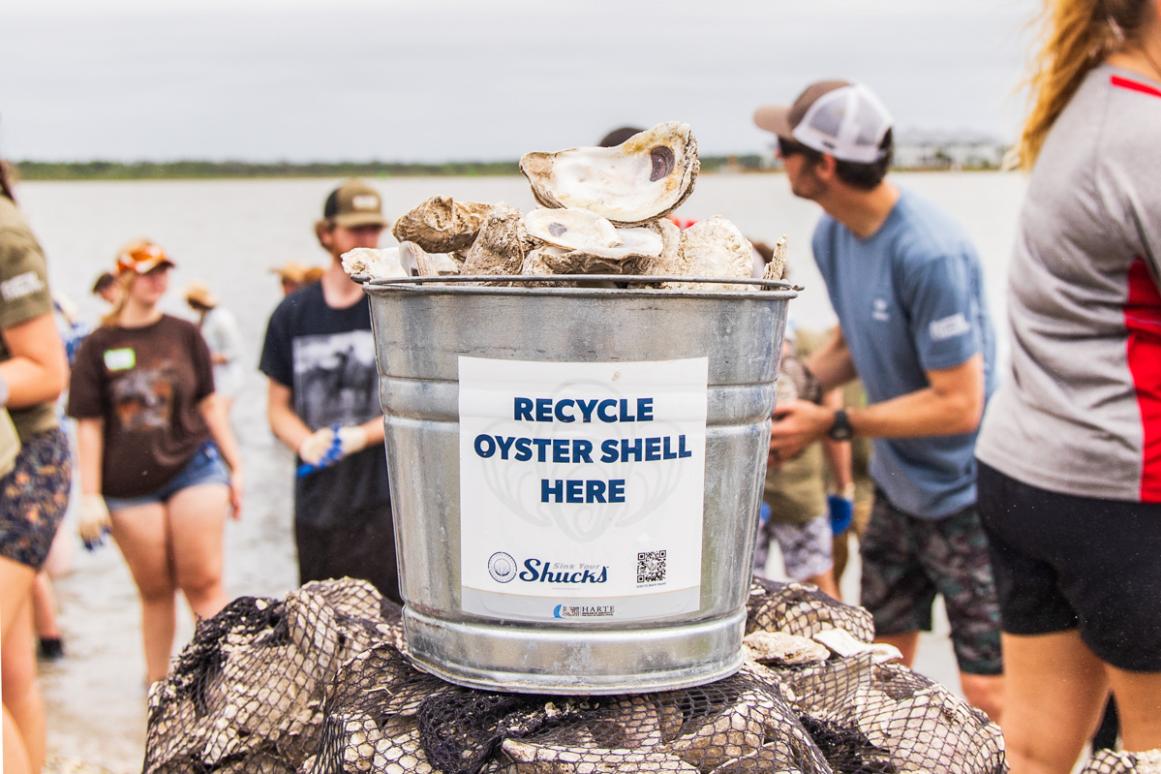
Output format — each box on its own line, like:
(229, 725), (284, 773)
(13, 157), (1004, 181)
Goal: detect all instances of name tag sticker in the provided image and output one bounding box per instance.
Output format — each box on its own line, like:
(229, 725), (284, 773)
(103, 348), (136, 371)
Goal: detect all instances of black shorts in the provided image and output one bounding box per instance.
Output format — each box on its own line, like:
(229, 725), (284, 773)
(977, 461), (1161, 672)
(295, 505), (401, 606)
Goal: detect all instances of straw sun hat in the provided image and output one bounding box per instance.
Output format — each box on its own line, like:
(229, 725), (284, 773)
(183, 282), (218, 309)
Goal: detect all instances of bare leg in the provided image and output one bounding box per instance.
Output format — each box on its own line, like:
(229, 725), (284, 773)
(3, 706), (32, 774)
(1002, 631), (1107, 774)
(1, 557), (38, 774)
(167, 483), (229, 621)
(804, 570), (841, 600)
(31, 573), (62, 642)
(1105, 665), (1161, 752)
(1, 597), (45, 772)
(876, 630), (919, 668)
(110, 502), (177, 683)
(960, 672), (1003, 723)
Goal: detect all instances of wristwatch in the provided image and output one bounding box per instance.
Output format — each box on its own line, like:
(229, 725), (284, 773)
(827, 409), (854, 441)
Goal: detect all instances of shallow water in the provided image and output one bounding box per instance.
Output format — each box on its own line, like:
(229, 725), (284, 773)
(18, 172), (1024, 771)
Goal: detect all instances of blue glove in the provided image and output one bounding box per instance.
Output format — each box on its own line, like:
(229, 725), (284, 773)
(296, 424), (343, 478)
(759, 502), (771, 524)
(828, 494), (854, 536)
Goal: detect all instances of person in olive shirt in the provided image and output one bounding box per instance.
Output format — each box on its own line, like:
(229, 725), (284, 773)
(259, 180), (399, 604)
(68, 240), (243, 685)
(0, 161), (70, 774)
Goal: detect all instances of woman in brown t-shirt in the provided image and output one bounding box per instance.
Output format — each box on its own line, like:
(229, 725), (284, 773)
(68, 240), (244, 684)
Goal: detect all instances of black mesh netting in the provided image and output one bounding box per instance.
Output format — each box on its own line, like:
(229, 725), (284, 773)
(1080, 750), (1161, 774)
(145, 577), (1027, 772)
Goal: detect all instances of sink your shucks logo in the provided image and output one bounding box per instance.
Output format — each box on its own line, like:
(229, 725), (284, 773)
(487, 552), (518, 583)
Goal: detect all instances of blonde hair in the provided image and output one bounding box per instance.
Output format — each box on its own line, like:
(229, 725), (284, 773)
(100, 271), (136, 328)
(1016, 0), (1150, 169)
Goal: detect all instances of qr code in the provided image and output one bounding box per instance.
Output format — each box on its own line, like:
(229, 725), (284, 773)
(637, 550), (667, 584)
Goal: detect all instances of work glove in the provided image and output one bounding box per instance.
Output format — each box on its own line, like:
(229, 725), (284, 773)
(828, 488), (855, 536)
(297, 424), (369, 477)
(78, 494), (112, 551)
(336, 426), (369, 457)
(298, 427), (337, 466)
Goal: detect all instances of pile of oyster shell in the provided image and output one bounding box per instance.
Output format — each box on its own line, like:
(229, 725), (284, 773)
(343, 122), (786, 290)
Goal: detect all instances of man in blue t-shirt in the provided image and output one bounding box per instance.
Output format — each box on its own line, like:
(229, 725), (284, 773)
(754, 81), (1002, 720)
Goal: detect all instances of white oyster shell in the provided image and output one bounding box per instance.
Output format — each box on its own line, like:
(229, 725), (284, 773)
(340, 247), (406, 280)
(763, 235), (788, 281)
(665, 216), (755, 291)
(523, 208), (620, 252)
(398, 240), (459, 276)
(520, 122), (699, 226)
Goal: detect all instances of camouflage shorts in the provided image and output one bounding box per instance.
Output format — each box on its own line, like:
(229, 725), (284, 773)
(0, 428), (71, 569)
(860, 491), (1002, 675)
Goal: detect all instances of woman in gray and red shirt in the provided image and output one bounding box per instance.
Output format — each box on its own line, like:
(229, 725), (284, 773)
(975, 0), (1161, 768)
(68, 240), (243, 685)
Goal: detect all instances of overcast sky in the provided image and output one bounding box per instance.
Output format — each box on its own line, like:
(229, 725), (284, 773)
(3, 0), (1039, 163)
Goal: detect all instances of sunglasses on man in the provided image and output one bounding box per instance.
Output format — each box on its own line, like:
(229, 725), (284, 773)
(777, 137), (814, 158)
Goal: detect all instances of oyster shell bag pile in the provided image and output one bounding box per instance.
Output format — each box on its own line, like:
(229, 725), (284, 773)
(343, 122), (787, 290)
(144, 577), (1016, 773)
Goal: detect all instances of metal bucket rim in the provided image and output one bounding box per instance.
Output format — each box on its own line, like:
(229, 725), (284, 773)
(358, 273), (801, 301)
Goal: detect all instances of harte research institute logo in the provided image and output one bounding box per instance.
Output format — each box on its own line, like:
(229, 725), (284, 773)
(487, 551), (518, 583)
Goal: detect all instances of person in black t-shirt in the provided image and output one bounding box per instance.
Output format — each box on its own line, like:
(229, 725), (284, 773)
(259, 180), (399, 604)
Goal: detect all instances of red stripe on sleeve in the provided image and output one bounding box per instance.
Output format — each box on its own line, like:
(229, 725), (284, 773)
(1111, 75), (1161, 99)
(1125, 257), (1161, 501)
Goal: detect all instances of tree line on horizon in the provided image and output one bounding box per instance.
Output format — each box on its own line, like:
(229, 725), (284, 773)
(14, 155), (770, 181)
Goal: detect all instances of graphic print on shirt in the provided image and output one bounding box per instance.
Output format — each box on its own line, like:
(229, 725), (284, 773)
(110, 364), (177, 431)
(291, 330), (378, 429)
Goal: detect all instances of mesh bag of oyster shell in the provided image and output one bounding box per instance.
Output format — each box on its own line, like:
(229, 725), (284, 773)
(146, 576), (1006, 774)
(1080, 749), (1161, 774)
(746, 575), (876, 642)
(143, 578), (396, 773)
(311, 657), (829, 774)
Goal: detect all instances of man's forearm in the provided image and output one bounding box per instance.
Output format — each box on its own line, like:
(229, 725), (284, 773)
(268, 401), (313, 454)
(359, 415), (386, 445)
(849, 386), (981, 438)
(805, 331), (858, 392)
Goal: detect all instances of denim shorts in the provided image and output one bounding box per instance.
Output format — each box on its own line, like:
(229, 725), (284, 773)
(104, 442), (230, 512)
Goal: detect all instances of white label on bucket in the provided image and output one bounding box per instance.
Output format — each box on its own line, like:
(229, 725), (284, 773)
(458, 356), (708, 622)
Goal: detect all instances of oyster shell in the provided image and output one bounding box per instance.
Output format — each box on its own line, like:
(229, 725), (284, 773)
(521, 230), (665, 280)
(524, 207), (620, 251)
(520, 122), (699, 225)
(743, 630), (830, 667)
(498, 738), (699, 772)
(460, 204), (530, 278)
(665, 216), (754, 291)
(398, 240), (458, 276)
(341, 247), (407, 280)
(763, 235), (788, 281)
(391, 195), (492, 253)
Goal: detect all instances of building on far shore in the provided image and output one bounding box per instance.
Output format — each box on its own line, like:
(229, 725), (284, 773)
(758, 128), (1010, 171)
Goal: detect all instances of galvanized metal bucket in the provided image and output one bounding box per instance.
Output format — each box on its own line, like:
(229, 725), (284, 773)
(363, 274), (796, 694)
